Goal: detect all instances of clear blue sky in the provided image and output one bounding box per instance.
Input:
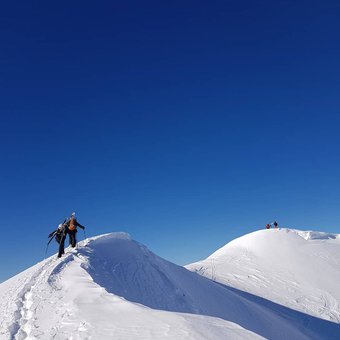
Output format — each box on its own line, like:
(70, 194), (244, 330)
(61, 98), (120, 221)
(1, 1), (340, 282)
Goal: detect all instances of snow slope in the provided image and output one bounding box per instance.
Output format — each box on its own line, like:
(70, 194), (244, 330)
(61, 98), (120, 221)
(187, 228), (340, 324)
(0, 231), (339, 339)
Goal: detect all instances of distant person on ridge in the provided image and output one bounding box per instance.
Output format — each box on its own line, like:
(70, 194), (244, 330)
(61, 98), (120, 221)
(65, 212), (86, 247)
(265, 223), (271, 229)
(48, 222), (68, 258)
(272, 221), (278, 229)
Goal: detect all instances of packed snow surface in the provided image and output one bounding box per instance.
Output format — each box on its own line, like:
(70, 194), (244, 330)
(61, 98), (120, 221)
(187, 228), (340, 324)
(1, 230), (339, 339)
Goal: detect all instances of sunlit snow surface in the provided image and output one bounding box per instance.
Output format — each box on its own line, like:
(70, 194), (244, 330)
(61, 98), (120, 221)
(187, 228), (340, 324)
(1, 230), (340, 339)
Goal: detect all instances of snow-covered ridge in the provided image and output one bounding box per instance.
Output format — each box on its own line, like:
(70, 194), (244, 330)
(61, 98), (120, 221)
(1, 229), (340, 339)
(187, 228), (340, 326)
(209, 228), (339, 257)
(81, 231), (132, 244)
(286, 228), (338, 241)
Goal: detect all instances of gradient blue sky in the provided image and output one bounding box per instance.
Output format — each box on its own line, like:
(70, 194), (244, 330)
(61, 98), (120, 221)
(1, 1), (340, 282)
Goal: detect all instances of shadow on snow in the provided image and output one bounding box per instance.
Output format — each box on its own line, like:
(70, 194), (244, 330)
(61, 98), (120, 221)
(77, 237), (340, 340)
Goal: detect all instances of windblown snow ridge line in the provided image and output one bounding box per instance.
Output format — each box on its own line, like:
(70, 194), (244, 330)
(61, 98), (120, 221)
(1, 229), (339, 340)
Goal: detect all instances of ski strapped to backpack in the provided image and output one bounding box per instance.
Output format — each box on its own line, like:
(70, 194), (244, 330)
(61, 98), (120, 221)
(45, 231), (57, 258)
(45, 219), (68, 258)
